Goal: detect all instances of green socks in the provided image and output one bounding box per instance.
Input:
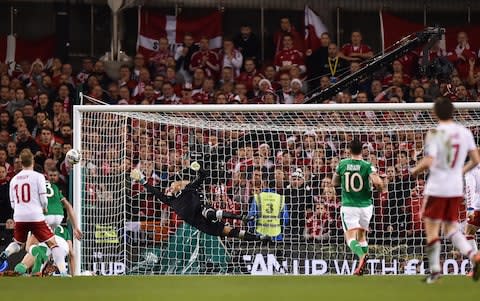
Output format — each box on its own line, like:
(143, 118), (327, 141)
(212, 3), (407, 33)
(31, 246), (48, 274)
(348, 240), (365, 258)
(14, 263), (27, 275)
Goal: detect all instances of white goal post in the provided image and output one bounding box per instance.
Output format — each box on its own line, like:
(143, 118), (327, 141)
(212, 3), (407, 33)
(73, 102), (480, 276)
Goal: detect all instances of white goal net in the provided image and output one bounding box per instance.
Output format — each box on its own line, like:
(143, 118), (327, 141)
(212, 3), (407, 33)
(73, 102), (480, 276)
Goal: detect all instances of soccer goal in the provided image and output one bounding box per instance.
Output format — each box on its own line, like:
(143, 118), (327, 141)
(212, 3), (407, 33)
(73, 101), (480, 276)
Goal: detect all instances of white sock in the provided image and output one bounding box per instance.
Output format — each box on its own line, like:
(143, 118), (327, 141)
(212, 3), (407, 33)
(4, 242), (22, 257)
(449, 231), (475, 260)
(466, 236), (478, 253)
(426, 239), (441, 273)
(50, 246), (67, 274)
(466, 235), (478, 266)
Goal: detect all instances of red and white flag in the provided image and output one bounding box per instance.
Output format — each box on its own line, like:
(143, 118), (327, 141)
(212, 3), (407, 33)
(380, 11), (480, 51)
(137, 8), (223, 58)
(0, 34), (56, 75)
(304, 6), (328, 51)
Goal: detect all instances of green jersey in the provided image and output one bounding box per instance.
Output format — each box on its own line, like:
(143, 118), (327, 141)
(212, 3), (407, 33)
(46, 182), (65, 216)
(336, 158), (376, 207)
(54, 225), (72, 242)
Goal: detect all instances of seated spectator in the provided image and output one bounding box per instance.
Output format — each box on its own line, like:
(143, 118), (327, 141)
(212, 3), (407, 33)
(149, 37), (172, 76)
(341, 31), (373, 62)
(233, 24), (260, 62)
(273, 16), (305, 54)
(190, 36), (220, 79)
(219, 38), (243, 77)
(175, 33), (199, 83)
(132, 67), (151, 97)
(7, 87), (32, 116)
(236, 58), (260, 94)
(76, 57), (94, 84)
(0, 165), (11, 223)
(0, 218), (14, 248)
(274, 34), (306, 74)
(305, 203), (332, 241)
(447, 31), (476, 80)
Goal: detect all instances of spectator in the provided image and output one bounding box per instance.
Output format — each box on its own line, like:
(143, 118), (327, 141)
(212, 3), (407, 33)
(273, 17), (304, 54)
(284, 168), (313, 240)
(219, 38), (243, 77)
(132, 53), (147, 82)
(305, 203), (331, 241)
(149, 37), (172, 76)
(190, 36), (220, 79)
(306, 32), (331, 82)
(175, 33), (199, 82)
(274, 34), (306, 74)
(248, 180), (289, 241)
(233, 24), (260, 63)
(0, 218), (14, 248)
(321, 43), (349, 82)
(341, 31), (373, 62)
(0, 165), (11, 223)
(7, 88), (32, 116)
(236, 58), (260, 93)
(447, 31), (476, 80)
(76, 57), (94, 84)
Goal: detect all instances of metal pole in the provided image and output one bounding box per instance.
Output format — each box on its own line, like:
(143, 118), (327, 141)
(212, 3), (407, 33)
(468, 6), (471, 24)
(260, 2), (265, 62)
(90, 4), (94, 57)
(10, 6), (14, 35)
(423, 3), (427, 26)
(336, 7), (340, 46)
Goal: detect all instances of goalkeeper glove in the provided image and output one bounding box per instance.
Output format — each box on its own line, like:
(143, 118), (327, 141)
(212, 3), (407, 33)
(130, 169), (146, 185)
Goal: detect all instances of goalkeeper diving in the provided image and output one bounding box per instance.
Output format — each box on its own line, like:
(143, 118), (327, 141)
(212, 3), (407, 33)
(130, 162), (270, 241)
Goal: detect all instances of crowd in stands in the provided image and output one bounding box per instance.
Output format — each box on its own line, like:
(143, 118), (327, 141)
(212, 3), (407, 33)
(1, 16), (480, 249)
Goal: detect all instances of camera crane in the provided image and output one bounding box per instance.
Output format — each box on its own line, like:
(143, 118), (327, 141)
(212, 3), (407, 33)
(304, 27), (445, 104)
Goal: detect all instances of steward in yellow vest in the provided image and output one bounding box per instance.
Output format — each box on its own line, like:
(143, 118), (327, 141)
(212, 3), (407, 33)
(248, 188), (289, 241)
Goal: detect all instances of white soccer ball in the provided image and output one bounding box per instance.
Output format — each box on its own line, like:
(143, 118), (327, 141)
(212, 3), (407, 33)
(66, 149), (81, 165)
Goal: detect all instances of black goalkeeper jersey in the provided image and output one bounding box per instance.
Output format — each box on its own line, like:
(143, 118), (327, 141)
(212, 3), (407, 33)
(143, 169), (216, 230)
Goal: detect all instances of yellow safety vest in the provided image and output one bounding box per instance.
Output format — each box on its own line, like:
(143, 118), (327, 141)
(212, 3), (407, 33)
(254, 192), (284, 236)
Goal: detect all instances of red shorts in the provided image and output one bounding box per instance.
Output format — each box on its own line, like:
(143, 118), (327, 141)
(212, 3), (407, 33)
(14, 221), (54, 243)
(422, 196), (465, 222)
(467, 211), (480, 227)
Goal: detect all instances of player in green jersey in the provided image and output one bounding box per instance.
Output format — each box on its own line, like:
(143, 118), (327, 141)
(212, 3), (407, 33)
(44, 170), (82, 240)
(333, 139), (385, 276)
(14, 225), (74, 276)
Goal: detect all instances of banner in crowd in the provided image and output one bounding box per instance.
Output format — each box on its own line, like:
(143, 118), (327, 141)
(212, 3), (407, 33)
(137, 8), (223, 58)
(304, 6), (328, 51)
(380, 11), (480, 51)
(0, 35), (56, 75)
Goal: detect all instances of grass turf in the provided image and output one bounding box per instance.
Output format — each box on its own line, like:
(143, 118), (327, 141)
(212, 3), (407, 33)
(1, 275), (478, 301)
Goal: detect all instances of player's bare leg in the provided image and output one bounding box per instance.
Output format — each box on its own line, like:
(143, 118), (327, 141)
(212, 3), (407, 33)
(423, 219), (442, 283)
(465, 223), (479, 277)
(444, 222), (480, 281)
(345, 229), (367, 276)
(0, 240), (24, 272)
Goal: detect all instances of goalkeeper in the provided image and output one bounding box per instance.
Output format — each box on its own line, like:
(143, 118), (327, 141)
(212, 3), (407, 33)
(130, 162), (269, 241)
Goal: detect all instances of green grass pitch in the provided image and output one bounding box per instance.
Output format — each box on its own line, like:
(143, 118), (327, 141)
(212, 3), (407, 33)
(1, 275), (479, 301)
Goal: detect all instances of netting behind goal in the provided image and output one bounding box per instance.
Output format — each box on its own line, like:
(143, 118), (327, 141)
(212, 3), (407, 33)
(74, 103), (480, 276)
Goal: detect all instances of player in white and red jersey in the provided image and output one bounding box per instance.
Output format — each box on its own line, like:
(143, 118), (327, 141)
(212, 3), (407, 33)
(465, 164), (480, 275)
(411, 98), (480, 283)
(0, 149), (68, 276)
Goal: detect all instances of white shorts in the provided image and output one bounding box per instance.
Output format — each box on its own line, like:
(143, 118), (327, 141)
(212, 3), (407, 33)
(45, 215), (64, 229)
(340, 205), (373, 231)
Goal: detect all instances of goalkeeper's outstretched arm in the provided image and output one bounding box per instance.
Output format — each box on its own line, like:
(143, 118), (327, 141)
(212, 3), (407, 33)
(130, 169), (171, 204)
(186, 161), (207, 190)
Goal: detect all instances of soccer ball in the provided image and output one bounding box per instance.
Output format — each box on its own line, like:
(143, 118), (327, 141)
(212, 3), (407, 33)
(66, 149), (81, 165)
